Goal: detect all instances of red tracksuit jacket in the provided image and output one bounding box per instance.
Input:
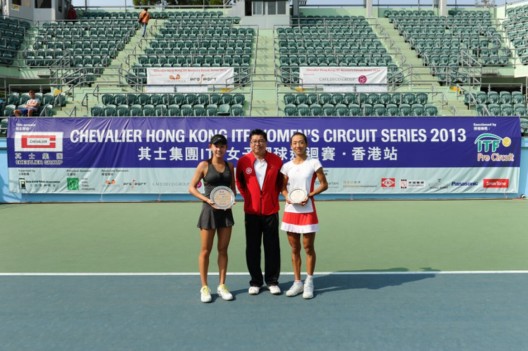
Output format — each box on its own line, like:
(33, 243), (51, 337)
(236, 151), (283, 216)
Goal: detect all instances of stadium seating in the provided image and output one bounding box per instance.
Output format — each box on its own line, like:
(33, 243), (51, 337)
(463, 90), (527, 117)
(281, 92), (438, 117)
(24, 16), (138, 87)
(2, 9), (527, 122)
(275, 16), (404, 85)
(126, 12), (254, 87)
(504, 5), (528, 65)
(388, 9), (511, 85)
(0, 17), (30, 66)
(91, 92), (247, 117)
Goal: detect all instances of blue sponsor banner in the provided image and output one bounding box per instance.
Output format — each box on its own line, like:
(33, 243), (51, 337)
(7, 117), (521, 194)
(7, 117), (521, 169)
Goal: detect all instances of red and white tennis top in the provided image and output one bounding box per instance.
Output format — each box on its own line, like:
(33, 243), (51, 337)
(280, 158), (322, 234)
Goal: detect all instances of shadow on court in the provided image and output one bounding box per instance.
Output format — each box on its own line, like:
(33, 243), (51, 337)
(314, 268), (438, 294)
(224, 269), (439, 299)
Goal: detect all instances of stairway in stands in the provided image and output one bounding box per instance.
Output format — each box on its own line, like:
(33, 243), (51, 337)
(246, 28), (279, 117)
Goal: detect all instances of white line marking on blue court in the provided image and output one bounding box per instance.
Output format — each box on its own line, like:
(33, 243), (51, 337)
(1, 271), (528, 276)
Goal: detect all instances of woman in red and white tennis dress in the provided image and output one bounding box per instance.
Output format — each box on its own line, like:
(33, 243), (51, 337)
(280, 132), (328, 299)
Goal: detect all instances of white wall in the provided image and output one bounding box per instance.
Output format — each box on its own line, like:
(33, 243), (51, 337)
(5, 0), (66, 21)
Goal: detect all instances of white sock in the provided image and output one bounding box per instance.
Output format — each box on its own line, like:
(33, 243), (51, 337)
(305, 275), (313, 282)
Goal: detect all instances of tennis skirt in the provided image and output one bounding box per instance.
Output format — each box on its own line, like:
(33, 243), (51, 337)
(197, 202), (234, 230)
(281, 210), (319, 234)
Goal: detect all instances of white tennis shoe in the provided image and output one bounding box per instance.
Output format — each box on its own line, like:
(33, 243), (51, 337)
(268, 285), (282, 295)
(200, 286), (212, 303)
(248, 286), (261, 295)
(217, 284), (233, 301)
(303, 279), (314, 299)
(286, 281), (304, 297)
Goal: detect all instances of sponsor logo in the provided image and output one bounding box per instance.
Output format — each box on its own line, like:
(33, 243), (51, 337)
(123, 179), (147, 189)
(451, 181), (478, 187)
(358, 75), (367, 84)
(67, 178), (79, 190)
(15, 132), (64, 152)
(483, 179), (509, 188)
(429, 178), (449, 190)
(400, 179), (425, 189)
(381, 178), (395, 188)
(245, 167), (253, 175)
(475, 133), (515, 163)
(67, 178), (94, 191)
(475, 133), (509, 152)
(327, 181), (340, 189)
(153, 182), (184, 187)
(342, 180), (377, 189)
(22, 135), (56, 148)
(21, 180), (60, 190)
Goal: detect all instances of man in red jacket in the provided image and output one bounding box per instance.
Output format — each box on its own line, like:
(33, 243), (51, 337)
(236, 129), (283, 295)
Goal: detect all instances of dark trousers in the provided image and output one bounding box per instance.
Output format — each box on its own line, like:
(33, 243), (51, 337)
(245, 213), (281, 287)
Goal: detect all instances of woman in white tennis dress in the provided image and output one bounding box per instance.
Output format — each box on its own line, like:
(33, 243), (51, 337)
(281, 132), (328, 299)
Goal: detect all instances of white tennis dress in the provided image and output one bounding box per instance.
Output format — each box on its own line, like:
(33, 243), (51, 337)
(280, 158), (322, 234)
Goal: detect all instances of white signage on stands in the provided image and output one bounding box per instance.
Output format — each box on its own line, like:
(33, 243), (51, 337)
(299, 66), (388, 92)
(146, 67), (234, 86)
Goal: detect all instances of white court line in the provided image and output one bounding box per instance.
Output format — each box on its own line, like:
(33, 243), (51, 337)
(1, 271), (528, 276)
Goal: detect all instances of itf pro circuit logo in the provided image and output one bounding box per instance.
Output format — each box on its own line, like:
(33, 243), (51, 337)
(475, 133), (514, 162)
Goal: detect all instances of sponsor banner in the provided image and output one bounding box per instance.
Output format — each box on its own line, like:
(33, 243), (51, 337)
(11, 166), (518, 195)
(7, 117), (521, 194)
(324, 167), (519, 194)
(300, 67), (388, 92)
(13, 168), (196, 194)
(146, 67), (234, 86)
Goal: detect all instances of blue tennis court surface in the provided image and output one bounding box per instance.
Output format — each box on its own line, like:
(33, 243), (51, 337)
(2, 272), (527, 351)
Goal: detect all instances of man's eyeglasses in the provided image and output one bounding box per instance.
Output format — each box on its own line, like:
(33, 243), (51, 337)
(250, 139), (266, 145)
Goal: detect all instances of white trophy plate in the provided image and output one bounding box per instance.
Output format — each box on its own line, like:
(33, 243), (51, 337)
(288, 188), (308, 204)
(210, 186), (235, 209)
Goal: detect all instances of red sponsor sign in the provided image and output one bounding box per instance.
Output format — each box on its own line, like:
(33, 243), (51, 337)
(483, 179), (509, 188)
(21, 134), (56, 149)
(381, 178), (396, 188)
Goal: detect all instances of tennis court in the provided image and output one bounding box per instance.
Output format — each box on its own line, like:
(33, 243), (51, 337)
(1, 200), (528, 350)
